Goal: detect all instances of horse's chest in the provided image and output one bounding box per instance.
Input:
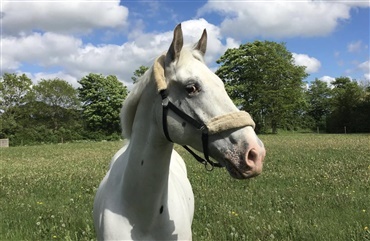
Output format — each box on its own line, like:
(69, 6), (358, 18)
(95, 150), (194, 240)
(101, 188), (193, 240)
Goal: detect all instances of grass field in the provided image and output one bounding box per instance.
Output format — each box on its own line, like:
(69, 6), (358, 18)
(1, 134), (369, 240)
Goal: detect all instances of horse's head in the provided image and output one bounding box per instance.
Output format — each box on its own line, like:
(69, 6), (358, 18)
(153, 24), (265, 179)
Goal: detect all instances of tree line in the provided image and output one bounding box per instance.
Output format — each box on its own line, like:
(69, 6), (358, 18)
(1, 40), (369, 146)
(0, 73), (128, 145)
(216, 41), (370, 134)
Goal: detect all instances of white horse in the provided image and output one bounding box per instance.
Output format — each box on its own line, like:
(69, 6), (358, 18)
(93, 24), (266, 240)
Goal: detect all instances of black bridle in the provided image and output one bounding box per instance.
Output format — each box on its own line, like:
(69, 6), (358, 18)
(160, 89), (223, 171)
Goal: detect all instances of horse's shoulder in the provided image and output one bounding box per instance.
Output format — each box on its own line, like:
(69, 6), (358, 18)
(170, 149), (188, 176)
(109, 142), (129, 169)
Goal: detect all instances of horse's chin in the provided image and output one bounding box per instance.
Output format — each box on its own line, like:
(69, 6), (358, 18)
(224, 160), (260, 179)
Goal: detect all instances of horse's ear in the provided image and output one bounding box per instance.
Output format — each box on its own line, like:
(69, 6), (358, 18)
(166, 24), (183, 64)
(194, 29), (207, 56)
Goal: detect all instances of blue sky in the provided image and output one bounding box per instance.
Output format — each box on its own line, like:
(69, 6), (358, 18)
(2, 1), (369, 89)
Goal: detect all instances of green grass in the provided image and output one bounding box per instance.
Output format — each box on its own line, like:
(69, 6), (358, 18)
(1, 134), (369, 240)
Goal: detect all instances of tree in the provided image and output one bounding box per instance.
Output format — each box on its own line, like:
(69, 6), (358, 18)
(32, 78), (81, 131)
(327, 77), (365, 133)
(0, 73), (33, 138)
(351, 85), (370, 133)
(306, 79), (332, 132)
(78, 73), (128, 136)
(0, 75), (83, 143)
(0, 73), (32, 112)
(33, 78), (80, 109)
(131, 66), (149, 84)
(216, 41), (308, 133)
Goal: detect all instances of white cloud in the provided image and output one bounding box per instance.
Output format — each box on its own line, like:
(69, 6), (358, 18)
(343, 59), (370, 81)
(2, 33), (82, 70)
(198, 1), (353, 38)
(2, 1), (128, 35)
(2, 18), (231, 88)
(62, 18), (227, 85)
(347, 40), (363, 53)
(364, 73), (370, 81)
(358, 60), (370, 80)
(2, 31), (157, 86)
(337, 1), (370, 8)
(225, 38), (240, 49)
(292, 53), (321, 74)
(180, 19), (235, 64)
(31, 72), (79, 88)
(319, 75), (336, 87)
(65, 42), (158, 84)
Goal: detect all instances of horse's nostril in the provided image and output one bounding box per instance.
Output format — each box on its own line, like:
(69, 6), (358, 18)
(247, 148), (259, 164)
(245, 147), (264, 177)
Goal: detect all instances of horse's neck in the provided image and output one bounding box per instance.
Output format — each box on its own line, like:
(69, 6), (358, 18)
(122, 81), (173, 224)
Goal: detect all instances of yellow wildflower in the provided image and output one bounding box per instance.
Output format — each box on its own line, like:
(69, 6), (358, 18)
(231, 211), (238, 216)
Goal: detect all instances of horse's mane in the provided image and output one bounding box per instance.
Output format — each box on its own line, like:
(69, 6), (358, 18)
(120, 65), (154, 139)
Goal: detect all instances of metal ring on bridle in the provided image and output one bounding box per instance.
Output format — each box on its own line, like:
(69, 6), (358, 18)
(205, 162), (214, 171)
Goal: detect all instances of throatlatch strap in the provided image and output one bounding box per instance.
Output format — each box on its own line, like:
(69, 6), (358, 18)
(182, 145), (222, 170)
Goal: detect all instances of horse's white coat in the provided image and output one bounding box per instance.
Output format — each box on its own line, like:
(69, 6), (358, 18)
(93, 24), (265, 240)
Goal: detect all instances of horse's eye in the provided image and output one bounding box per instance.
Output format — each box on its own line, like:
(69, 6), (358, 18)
(185, 84), (200, 95)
